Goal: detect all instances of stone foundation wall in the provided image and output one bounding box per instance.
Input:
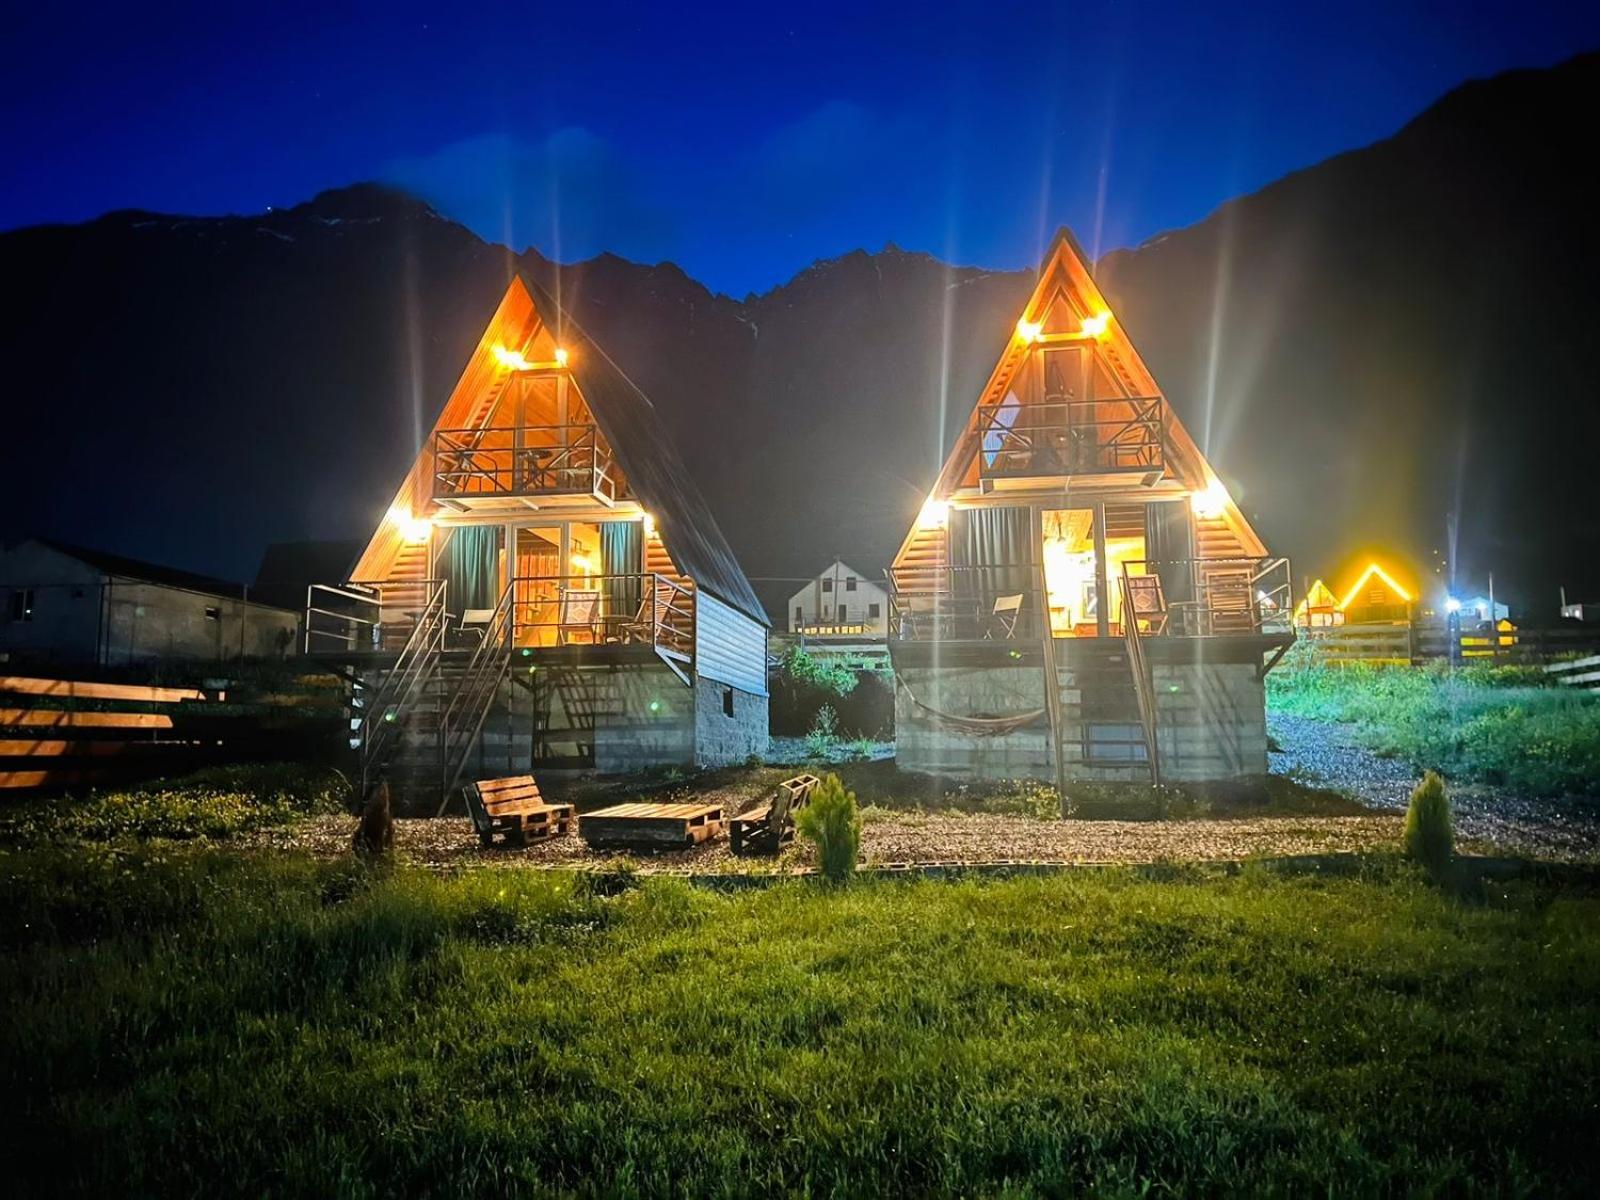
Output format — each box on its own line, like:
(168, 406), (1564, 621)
(593, 666), (696, 774)
(693, 675), (768, 767)
(895, 658), (1268, 784)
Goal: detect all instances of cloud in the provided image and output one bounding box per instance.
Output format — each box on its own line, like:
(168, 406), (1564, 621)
(382, 127), (674, 260)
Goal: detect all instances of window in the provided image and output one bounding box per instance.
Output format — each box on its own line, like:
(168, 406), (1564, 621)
(822, 578), (833, 593)
(6, 589), (34, 623)
(794, 607), (803, 629)
(722, 686), (735, 718)
(837, 603), (847, 623)
(846, 576), (857, 592)
(204, 606), (221, 621)
(868, 602), (881, 619)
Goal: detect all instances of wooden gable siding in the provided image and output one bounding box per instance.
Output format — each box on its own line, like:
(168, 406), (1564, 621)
(694, 590), (768, 697)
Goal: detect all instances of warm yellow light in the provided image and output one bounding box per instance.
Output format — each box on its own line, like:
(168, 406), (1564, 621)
(554, 347), (570, 368)
(917, 497), (950, 530)
(389, 507), (432, 544)
(1338, 562), (1414, 611)
(570, 553), (593, 572)
(641, 512), (657, 537)
(1081, 312), (1111, 338)
(492, 344), (534, 371)
(1015, 318), (1043, 344)
(1190, 479), (1230, 520)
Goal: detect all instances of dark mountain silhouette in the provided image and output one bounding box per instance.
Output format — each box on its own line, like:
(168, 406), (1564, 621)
(2, 52), (1596, 618)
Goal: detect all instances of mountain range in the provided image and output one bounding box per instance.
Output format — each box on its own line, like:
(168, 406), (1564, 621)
(3, 50), (1597, 618)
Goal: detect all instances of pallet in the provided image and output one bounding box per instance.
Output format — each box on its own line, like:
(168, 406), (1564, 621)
(465, 775), (576, 848)
(730, 773), (820, 855)
(580, 802), (724, 850)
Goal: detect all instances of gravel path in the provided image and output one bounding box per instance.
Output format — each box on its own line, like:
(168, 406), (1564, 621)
(1269, 713), (1600, 862)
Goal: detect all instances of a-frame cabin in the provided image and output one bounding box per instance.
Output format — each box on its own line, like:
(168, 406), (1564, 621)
(306, 275), (768, 805)
(888, 229), (1293, 787)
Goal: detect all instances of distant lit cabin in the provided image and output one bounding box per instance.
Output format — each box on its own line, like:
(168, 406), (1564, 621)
(1293, 579), (1345, 628)
(306, 276), (768, 804)
(888, 230), (1293, 787)
(788, 560), (890, 638)
(1337, 563), (1413, 624)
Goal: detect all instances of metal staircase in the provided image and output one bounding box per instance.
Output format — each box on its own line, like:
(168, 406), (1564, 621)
(1119, 574), (1162, 785)
(436, 582), (516, 804)
(355, 579), (449, 794)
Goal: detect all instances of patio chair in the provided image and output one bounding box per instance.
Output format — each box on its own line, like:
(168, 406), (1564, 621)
(557, 589), (601, 644)
(985, 593), (1024, 639)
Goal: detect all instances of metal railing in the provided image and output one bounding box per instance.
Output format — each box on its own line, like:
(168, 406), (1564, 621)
(304, 579), (448, 655)
(977, 397), (1163, 478)
(354, 579), (449, 792)
(431, 423), (620, 502)
(887, 556), (1293, 641)
(1120, 557), (1294, 638)
(509, 573), (694, 660)
(438, 581), (516, 805)
(1119, 572), (1161, 785)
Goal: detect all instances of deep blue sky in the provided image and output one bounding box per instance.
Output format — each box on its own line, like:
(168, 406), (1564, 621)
(4, 1), (1597, 296)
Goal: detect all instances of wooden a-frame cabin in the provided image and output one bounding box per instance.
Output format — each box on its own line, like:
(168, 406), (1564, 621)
(888, 230), (1293, 788)
(306, 275), (768, 804)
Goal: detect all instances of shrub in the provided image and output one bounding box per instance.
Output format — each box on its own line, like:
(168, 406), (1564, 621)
(1403, 771), (1454, 876)
(781, 646), (858, 698)
(804, 705), (840, 759)
(796, 772), (861, 883)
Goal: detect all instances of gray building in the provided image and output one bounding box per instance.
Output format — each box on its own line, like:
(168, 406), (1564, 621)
(0, 539), (299, 667)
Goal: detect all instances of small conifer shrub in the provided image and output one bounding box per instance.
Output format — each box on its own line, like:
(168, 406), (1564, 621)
(796, 772), (862, 884)
(1403, 770), (1454, 876)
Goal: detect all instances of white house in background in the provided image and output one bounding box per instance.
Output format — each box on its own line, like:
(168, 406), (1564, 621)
(788, 560), (889, 636)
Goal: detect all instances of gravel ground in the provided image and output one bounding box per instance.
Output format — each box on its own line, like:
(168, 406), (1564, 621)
(244, 807), (1403, 873)
(1270, 713), (1600, 862)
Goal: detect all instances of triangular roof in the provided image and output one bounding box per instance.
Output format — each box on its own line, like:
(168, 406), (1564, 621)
(1292, 578), (1343, 624)
(353, 274), (766, 625)
(21, 537), (254, 603)
(921, 228), (1265, 555)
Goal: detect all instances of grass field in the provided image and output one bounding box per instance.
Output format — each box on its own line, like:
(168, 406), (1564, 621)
(1269, 653), (1600, 796)
(5, 845), (1599, 1196)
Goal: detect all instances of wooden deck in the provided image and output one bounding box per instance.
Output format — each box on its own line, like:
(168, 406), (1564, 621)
(580, 802), (724, 850)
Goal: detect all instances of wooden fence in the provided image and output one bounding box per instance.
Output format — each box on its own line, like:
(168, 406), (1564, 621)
(1545, 655), (1600, 691)
(0, 672), (346, 792)
(1304, 623), (1600, 666)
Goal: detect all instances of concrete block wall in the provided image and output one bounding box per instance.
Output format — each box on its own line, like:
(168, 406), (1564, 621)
(1151, 661), (1269, 780)
(693, 675), (767, 766)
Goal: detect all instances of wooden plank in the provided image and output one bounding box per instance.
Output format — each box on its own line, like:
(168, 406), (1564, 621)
(0, 709), (174, 729)
(0, 676), (208, 703)
(0, 739), (181, 757)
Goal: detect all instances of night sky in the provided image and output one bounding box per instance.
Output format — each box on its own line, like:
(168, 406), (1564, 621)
(5, 2), (1598, 296)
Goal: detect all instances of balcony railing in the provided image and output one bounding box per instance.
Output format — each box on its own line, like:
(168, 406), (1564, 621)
(977, 398), (1163, 479)
(508, 573), (693, 659)
(432, 423), (620, 502)
(888, 556), (1292, 642)
(304, 579), (448, 654)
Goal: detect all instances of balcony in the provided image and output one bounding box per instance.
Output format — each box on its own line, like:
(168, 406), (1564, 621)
(431, 423), (620, 508)
(888, 557), (1292, 643)
(977, 398), (1163, 482)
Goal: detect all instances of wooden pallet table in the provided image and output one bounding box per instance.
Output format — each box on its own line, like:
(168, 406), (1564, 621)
(580, 802), (724, 850)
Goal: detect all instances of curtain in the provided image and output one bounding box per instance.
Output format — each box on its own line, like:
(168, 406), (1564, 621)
(601, 521), (643, 621)
(1146, 500), (1195, 604)
(950, 506), (1034, 603)
(442, 525), (501, 612)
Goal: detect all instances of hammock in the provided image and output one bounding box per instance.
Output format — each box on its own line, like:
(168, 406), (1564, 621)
(894, 675), (1046, 737)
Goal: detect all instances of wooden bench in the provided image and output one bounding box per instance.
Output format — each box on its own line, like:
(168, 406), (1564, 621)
(730, 773), (820, 855)
(464, 775), (575, 847)
(580, 802), (724, 850)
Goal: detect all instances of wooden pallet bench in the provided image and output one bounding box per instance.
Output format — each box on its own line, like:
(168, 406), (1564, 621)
(730, 773), (820, 855)
(464, 775), (575, 847)
(580, 802), (724, 851)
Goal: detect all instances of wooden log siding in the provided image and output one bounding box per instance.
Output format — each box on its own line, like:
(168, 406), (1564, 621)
(694, 591), (768, 696)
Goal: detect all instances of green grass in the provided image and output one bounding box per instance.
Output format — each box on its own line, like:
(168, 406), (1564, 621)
(5, 846), (1599, 1195)
(1269, 650), (1600, 795)
(0, 762), (349, 844)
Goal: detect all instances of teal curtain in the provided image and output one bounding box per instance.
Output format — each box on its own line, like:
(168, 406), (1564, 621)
(1146, 500), (1195, 603)
(601, 521), (643, 622)
(443, 525), (501, 612)
(950, 506), (1034, 604)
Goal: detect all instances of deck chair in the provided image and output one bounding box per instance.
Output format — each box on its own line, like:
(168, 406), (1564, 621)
(730, 774), (820, 855)
(557, 589), (601, 644)
(453, 607), (494, 648)
(985, 594), (1024, 639)
(1203, 567), (1258, 635)
(1123, 575), (1169, 635)
(463, 775), (575, 847)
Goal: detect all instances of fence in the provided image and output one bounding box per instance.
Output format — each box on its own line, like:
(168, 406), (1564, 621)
(1304, 622), (1600, 666)
(1545, 655), (1600, 690)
